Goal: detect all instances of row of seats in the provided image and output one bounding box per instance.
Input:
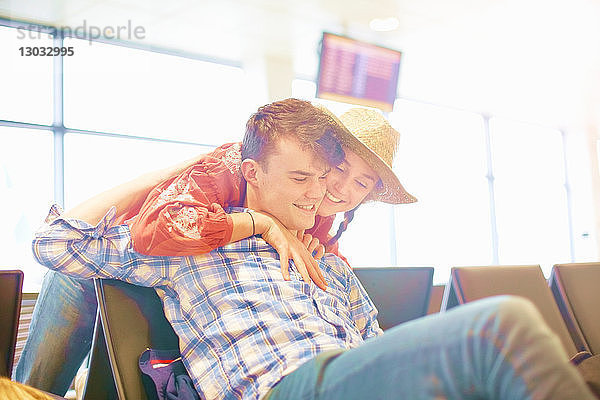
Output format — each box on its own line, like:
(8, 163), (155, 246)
(356, 263), (600, 361)
(82, 263), (600, 399)
(442, 263), (600, 358)
(1, 263), (599, 399)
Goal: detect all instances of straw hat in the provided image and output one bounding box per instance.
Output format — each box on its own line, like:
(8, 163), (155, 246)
(316, 105), (417, 204)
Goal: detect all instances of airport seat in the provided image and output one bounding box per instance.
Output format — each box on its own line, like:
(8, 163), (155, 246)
(427, 284), (445, 314)
(353, 267), (433, 330)
(442, 265), (579, 357)
(82, 311), (119, 400)
(550, 262), (600, 355)
(0, 269), (23, 378)
(87, 279), (179, 400)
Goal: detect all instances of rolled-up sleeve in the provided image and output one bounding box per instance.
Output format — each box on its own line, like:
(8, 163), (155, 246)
(128, 143), (244, 256)
(33, 204), (176, 288)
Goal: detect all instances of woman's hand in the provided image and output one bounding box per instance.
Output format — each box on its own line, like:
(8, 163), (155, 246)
(296, 230), (325, 260)
(253, 211), (327, 290)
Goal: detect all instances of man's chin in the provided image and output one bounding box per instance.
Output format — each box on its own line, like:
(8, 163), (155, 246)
(317, 200), (342, 217)
(287, 216), (316, 232)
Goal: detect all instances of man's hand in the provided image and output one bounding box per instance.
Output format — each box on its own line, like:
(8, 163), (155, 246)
(253, 212), (327, 290)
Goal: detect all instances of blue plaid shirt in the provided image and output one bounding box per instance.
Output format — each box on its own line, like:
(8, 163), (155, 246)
(33, 205), (382, 400)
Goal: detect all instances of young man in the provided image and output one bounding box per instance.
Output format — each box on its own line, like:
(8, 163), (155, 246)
(31, 104), (595, 399)
(16, 99), (340, 395)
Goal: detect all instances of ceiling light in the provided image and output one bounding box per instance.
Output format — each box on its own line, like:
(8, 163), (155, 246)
(369, 17), (399, 32)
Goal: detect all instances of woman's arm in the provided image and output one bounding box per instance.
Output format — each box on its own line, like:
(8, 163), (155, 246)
(63, 153), (204, 225)
(127, 144), (245, 255)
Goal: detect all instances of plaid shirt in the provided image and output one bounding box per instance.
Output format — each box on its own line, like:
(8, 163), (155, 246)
(33, 205), (383, 400)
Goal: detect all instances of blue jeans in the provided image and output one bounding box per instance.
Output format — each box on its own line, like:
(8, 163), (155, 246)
(13, 270), (98, 396)
(266, 296), (595, 400)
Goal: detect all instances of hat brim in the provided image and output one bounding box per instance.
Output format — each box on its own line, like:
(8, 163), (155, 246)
(319, 107), (417, 205)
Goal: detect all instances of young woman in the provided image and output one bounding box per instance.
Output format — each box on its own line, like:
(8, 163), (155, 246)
(303, 107), (417, 259)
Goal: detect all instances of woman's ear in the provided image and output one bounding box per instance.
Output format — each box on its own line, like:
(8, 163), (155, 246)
(241, 159), (260, 187)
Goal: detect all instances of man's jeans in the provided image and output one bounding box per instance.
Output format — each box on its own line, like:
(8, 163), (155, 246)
(14, 270), (98, 396)
(267, 296), (596, 400)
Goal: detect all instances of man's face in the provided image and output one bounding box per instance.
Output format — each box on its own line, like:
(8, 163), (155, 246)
(253, 137), (329, 231)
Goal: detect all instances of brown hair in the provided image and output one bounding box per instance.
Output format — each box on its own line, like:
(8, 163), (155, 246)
(241, 98), (344, 168)
(328, 207), (357, 246)
(0, 377), (53, 400)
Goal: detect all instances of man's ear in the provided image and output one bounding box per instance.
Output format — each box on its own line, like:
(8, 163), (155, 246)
(241, 159), (261, 187)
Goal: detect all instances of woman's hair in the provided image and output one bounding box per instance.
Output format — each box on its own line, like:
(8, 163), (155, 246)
(0, 377), (53, 400)
(328, 207), (357, 246)
(241, 98), (344, 168)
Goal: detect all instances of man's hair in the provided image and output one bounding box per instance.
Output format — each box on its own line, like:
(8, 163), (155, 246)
(241, 98), (344, 168)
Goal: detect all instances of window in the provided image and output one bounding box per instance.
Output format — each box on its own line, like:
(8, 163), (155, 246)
(293, 78), (574, 281)
(490, 118), (570, 276)
(390, 100), (492, 283)
(334, 203), (396, 267)
(0, 127), (54, 291)
(0, 26), (53, 125)
(63, 38), (249, 144)
(63, 133), (211, 209)
(0, 22), (254, 291)
(0, 19), (582, 290)
(291, 79), (317, 101)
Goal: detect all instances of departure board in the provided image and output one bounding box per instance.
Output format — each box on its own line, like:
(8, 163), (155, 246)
(317, 32), (402, 112)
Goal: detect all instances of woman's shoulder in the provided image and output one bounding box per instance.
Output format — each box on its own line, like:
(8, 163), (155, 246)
(307, 214), (336, 241)
(189, 142), (242, 177)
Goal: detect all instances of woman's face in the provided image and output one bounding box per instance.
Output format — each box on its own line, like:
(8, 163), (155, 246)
(318, 149), (380, 217)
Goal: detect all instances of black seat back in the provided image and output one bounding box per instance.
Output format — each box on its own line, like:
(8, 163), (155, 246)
(0, 269), (23, 378)
(550, 263), (600, 354)
(90, 279), (179, 400)
(443, 265), (579, 357)
(353, 267), (434, 330)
